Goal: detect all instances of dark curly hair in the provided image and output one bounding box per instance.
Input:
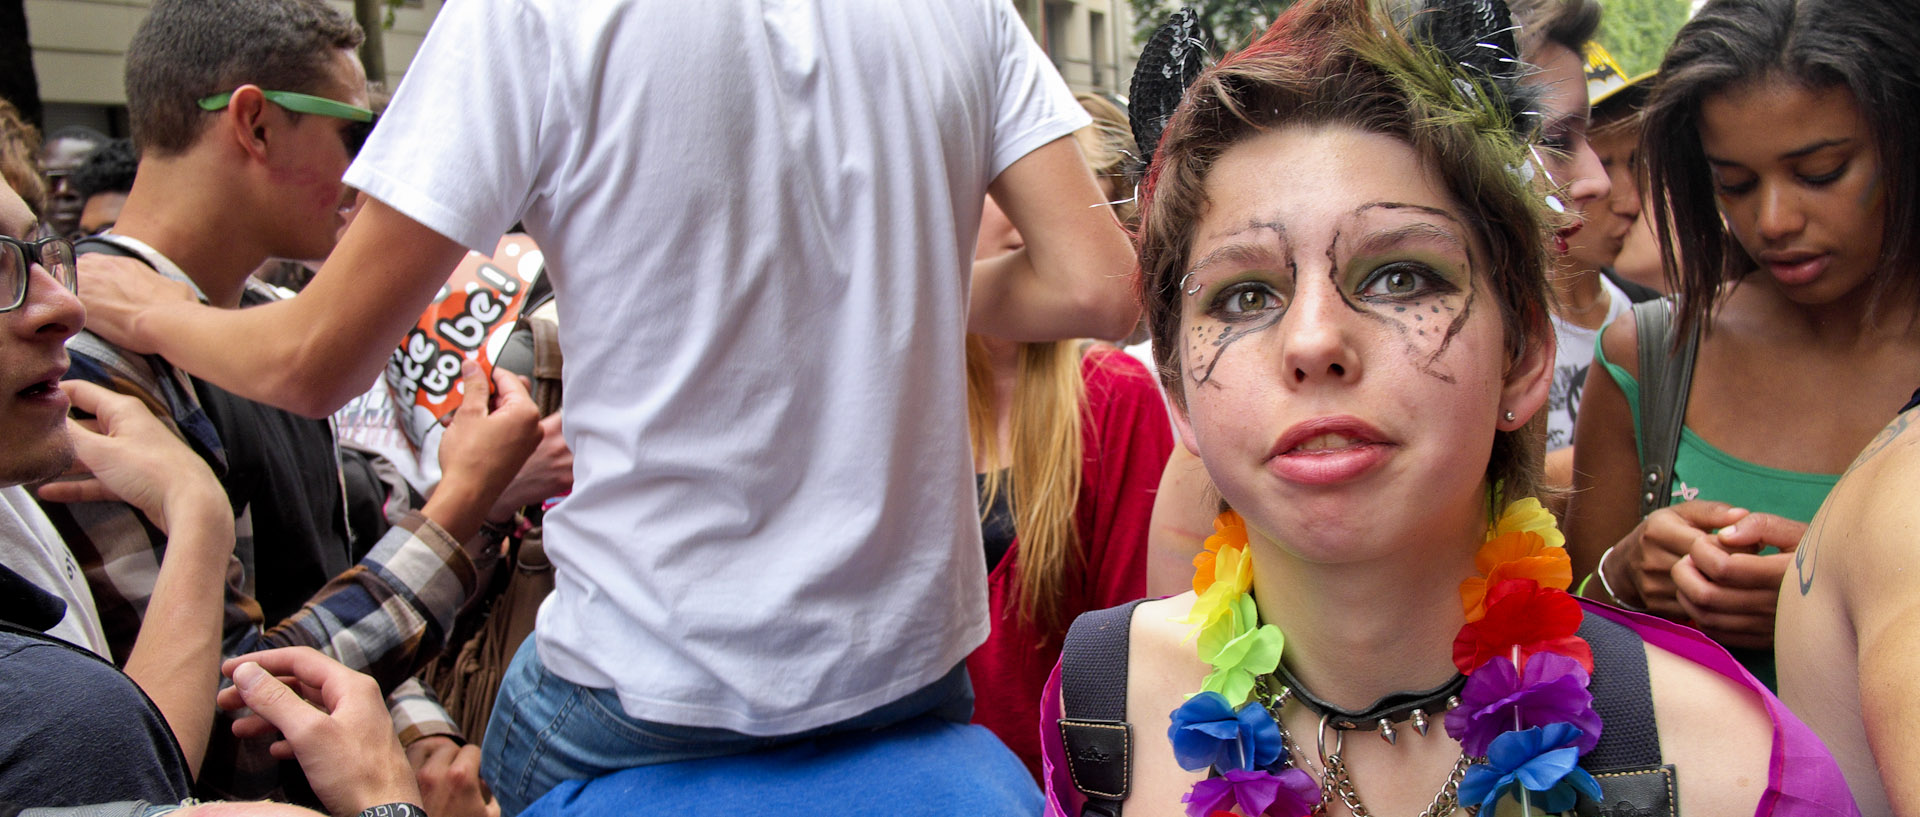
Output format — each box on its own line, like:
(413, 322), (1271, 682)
(69, 138), (138, 202)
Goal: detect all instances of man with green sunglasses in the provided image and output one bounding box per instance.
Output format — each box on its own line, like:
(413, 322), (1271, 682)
(197, 89), (378, 158)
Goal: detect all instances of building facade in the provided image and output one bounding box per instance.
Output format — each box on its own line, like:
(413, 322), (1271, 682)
(22, 0), (442, 136)
(23, 0), (1137, 137)
(1012, 0), (1139, 99)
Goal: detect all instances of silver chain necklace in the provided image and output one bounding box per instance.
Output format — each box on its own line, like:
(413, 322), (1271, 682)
(1254, 679), (1473, 817)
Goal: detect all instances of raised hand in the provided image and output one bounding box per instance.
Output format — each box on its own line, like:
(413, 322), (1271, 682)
(73, 252), (196, 354)
(217, 648), (423, 817)
(1608, 499), (1749, 617)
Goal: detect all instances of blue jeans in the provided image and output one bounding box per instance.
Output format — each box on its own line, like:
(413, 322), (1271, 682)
(480, 638), (976, 816)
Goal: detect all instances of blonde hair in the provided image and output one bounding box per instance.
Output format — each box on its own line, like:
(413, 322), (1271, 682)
(967, 97), (1134, 634)
(965, 335), (1087, 634)
(0, 101), (46, 219)
(1073, 93), (1139, 226)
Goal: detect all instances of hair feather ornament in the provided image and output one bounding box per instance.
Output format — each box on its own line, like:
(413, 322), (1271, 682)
(1367, 0), (1540, 148)
(1359, 0), (1563, 213)
(1404, 0), (1537, 137)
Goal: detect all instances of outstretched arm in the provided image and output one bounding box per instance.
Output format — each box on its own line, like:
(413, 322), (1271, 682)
(78, 199), (468, 418)
(970, 136), (1138, 343)
(241, 362), (540, 685)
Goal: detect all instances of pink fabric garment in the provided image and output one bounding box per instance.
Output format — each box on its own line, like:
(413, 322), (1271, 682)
(1038, 599), (1860, 816)
(968, 346), (1173, 780)
(1578, 602), (1859, 816)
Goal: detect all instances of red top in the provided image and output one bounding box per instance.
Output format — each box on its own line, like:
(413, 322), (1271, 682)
(966, 346), (1175, 779)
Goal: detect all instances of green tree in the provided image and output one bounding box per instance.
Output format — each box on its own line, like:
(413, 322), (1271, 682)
(1127, 0), (1293, 52)
(1596, 0), (1689, 76)
(1130, 0), (1690, 77)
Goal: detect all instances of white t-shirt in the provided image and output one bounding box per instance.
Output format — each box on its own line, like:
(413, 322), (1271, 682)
(1546, 275), (1632, 451)
(0, 485), (110, 656)
(348, 0), (1087, 734)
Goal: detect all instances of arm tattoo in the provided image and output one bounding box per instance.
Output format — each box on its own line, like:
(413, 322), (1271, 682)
(1799, 408), (1920, 595)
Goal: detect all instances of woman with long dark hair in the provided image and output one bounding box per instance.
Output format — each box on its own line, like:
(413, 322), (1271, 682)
(1565, 0), (1920, 695)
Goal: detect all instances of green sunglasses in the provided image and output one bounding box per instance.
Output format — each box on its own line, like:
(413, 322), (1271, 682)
(197, 89), (377, 154)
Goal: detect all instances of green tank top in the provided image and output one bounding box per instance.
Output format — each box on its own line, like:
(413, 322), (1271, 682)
(1596, 334), (1839, 690)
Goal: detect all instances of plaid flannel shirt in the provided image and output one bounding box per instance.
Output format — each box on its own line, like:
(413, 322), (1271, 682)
(46, 293), (481, 799)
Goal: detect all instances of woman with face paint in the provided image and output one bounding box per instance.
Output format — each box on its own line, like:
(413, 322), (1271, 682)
(1035, 1), (1854, 815)
(1563, 0), (1920, 694)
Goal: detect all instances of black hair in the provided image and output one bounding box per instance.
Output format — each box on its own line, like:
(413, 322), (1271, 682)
(125, 0), (363, 156)
(1509, 0), (1602, 60)
(1590, 82), (1650, 132)
(1641, 0), (1920, 337)
(68, 138), (138, 201)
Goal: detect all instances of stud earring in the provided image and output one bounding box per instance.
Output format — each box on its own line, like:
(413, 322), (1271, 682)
(1502, 410), (1516, 424)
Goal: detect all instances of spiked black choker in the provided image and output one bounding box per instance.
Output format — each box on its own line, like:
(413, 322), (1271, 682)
(1268, 662), (1466, 744)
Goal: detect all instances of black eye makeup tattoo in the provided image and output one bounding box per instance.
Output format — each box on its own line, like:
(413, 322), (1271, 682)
(1188, 306), (1285, 387)
(1325, 227), (1373, 317)
(1418, 291), (1475, 384)
(1184, 221), (1293, 388)
(1181, 204), (1479, 388)
(1349, 203), (1476, 383)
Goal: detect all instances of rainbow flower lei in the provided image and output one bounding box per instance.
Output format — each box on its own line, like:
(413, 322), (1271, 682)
(1166, 499), (1604, 816)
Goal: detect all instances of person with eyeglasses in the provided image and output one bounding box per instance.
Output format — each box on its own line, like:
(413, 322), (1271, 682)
(0, 159), (232, 815)
(0, 155), (459, 817)
(0, 221), (103, 660)
(37, 0), (545, 811)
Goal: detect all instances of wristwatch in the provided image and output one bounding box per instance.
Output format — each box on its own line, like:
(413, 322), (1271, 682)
(357, 805), (429, 817)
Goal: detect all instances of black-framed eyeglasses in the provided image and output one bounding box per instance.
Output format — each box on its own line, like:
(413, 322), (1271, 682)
(0, 235), (79, 313)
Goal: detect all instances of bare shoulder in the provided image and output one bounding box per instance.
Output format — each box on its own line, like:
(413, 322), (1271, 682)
(1124, 594), (1214, 808)
(1596, 302), (1643, 379)
(1645, 641), (1770, 817)
(1794, 404), (1920, 601)
(1128, 594), (1211, 693)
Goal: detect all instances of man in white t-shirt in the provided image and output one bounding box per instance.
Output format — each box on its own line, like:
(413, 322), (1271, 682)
(77, 0), (1137, 810)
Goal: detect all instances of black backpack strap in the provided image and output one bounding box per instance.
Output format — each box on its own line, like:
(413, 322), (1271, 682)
(1575, 611), (1679, 817)
(1631, 297), (1700, 519)
(1579, 612), (1659, 769)
(1058, 599), (1147, 817)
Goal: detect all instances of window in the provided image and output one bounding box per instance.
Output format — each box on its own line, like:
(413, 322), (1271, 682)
(1089, 10), (1109, 89)
(1044, 1), (1074, 71)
